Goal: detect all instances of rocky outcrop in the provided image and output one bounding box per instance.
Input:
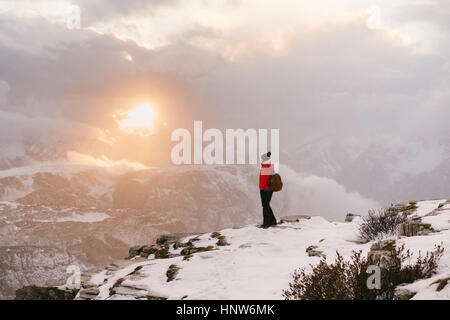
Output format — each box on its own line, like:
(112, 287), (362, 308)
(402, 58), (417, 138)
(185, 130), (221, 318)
(367, 240), (397, 269)
(0, 246), (78, 300)
(15, 285), (78, 300)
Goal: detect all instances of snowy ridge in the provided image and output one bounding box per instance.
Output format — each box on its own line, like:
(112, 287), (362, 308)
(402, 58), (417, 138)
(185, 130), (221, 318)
(79, 200), (450, 300)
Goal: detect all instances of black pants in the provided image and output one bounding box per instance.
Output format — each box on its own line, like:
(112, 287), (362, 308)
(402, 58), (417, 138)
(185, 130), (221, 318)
(260, 190), (277, 226)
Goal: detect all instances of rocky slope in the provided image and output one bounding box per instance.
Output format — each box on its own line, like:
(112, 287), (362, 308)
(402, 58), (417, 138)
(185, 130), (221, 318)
(72, 200), (450, 300)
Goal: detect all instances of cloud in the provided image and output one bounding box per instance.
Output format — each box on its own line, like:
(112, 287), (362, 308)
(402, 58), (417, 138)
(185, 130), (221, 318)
(0, 79), (9, 107)
(0, 109), (114, 168)
(1, 3), (450, 207)
(66, 151), (149, 173)
(72, 0), (179, 25)
(395, 0), (450, 31)
(273, 165), (379, 221)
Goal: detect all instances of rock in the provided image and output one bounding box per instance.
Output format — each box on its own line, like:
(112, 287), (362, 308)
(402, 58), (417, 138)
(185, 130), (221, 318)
(216, 236), (230, 246)
(306, 245), (325, 257)
(140, 251), (150, 258)
(127, 245), (145, 259)
(180, 246), (214, 256)
(147, 292), (168, 300)
(141, 245), (158, 254)
(183, 254), (193, 261)
(156, 233), (197, 246)
(154, 247), (171, 259)
(80, 287), (99, 295)
(394, 287), (416, 300)
(166, 264), (180, 282)
(370, 239), (396, 251)
(173, 241), (182, 250)
(398, 222), (420, 237)
(78, 287), (100, 300)
(432, 277), (450, 292)
(106, 263), (120, 271)
(279, 215), (311, 223)
(15, 285), (79, 300)
(398, 222), (434, 237)
(345, 213), (360, 222)
(112, 285), (148, 298)
(368, 240), (396, 269)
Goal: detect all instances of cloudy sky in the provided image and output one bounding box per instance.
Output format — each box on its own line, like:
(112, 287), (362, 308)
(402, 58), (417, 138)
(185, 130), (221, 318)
(1, 0), (450, 207)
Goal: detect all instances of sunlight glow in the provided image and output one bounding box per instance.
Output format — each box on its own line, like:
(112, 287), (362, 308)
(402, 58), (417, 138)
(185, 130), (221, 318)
(114, 103), (156, 136)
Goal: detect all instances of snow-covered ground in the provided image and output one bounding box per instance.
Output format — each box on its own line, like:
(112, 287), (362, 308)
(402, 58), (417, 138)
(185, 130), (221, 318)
(82, 200), (450, 300)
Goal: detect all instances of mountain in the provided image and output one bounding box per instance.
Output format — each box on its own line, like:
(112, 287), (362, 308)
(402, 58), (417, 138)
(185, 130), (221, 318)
(287, 136), (450, 205)
(72, 199), (450, 300)
(0, 163), (265, 299)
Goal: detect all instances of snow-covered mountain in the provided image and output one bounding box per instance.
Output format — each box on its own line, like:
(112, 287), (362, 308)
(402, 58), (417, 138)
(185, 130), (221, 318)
(75, 200), (450, 300)
(287, 136), (450, 205)
(0, 163), (264, 299)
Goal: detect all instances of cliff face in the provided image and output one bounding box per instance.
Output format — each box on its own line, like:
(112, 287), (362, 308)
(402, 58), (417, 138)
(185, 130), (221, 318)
(74, 200), (450, 300)
(0, 246), (76, 300)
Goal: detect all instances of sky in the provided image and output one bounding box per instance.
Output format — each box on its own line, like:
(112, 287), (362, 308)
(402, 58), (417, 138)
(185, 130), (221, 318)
(1, 0), (450, 208)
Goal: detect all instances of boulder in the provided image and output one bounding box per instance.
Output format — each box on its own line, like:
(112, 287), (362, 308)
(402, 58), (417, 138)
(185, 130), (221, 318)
(345, 213), (360, 222)
(394, 287), (416, 300)
(166, 264), (180, 282)
(216, 236), (230, 246)
(398, 222), (434, 237)
(127, 245), (145, 259)
(154, 247), (171, 259)
(367, 240), (397, 269)
(398, 222), (420, 237)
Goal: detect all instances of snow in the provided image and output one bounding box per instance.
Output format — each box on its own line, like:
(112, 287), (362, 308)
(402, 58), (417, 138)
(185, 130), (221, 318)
(89, 217), (373, 300)
(35, 212), (110, 223)
(82, 199), (450, 300)
(422, 212), (450, 231)
(413, 200), (446, 217)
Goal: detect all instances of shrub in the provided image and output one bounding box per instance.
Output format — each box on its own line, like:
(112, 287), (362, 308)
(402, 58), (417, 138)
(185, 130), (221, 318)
(359, 207), (408, 243)
(282, 244), (444, 300)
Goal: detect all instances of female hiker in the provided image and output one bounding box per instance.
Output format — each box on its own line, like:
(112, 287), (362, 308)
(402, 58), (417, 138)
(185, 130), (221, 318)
(259, 152), (277, 228)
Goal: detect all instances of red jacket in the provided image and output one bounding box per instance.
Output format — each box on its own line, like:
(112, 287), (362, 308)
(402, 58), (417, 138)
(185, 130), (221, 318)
(259, 163), (274, 190)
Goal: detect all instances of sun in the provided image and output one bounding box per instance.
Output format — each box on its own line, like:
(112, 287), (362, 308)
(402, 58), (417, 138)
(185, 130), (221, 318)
(114, 102), (156, 136)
